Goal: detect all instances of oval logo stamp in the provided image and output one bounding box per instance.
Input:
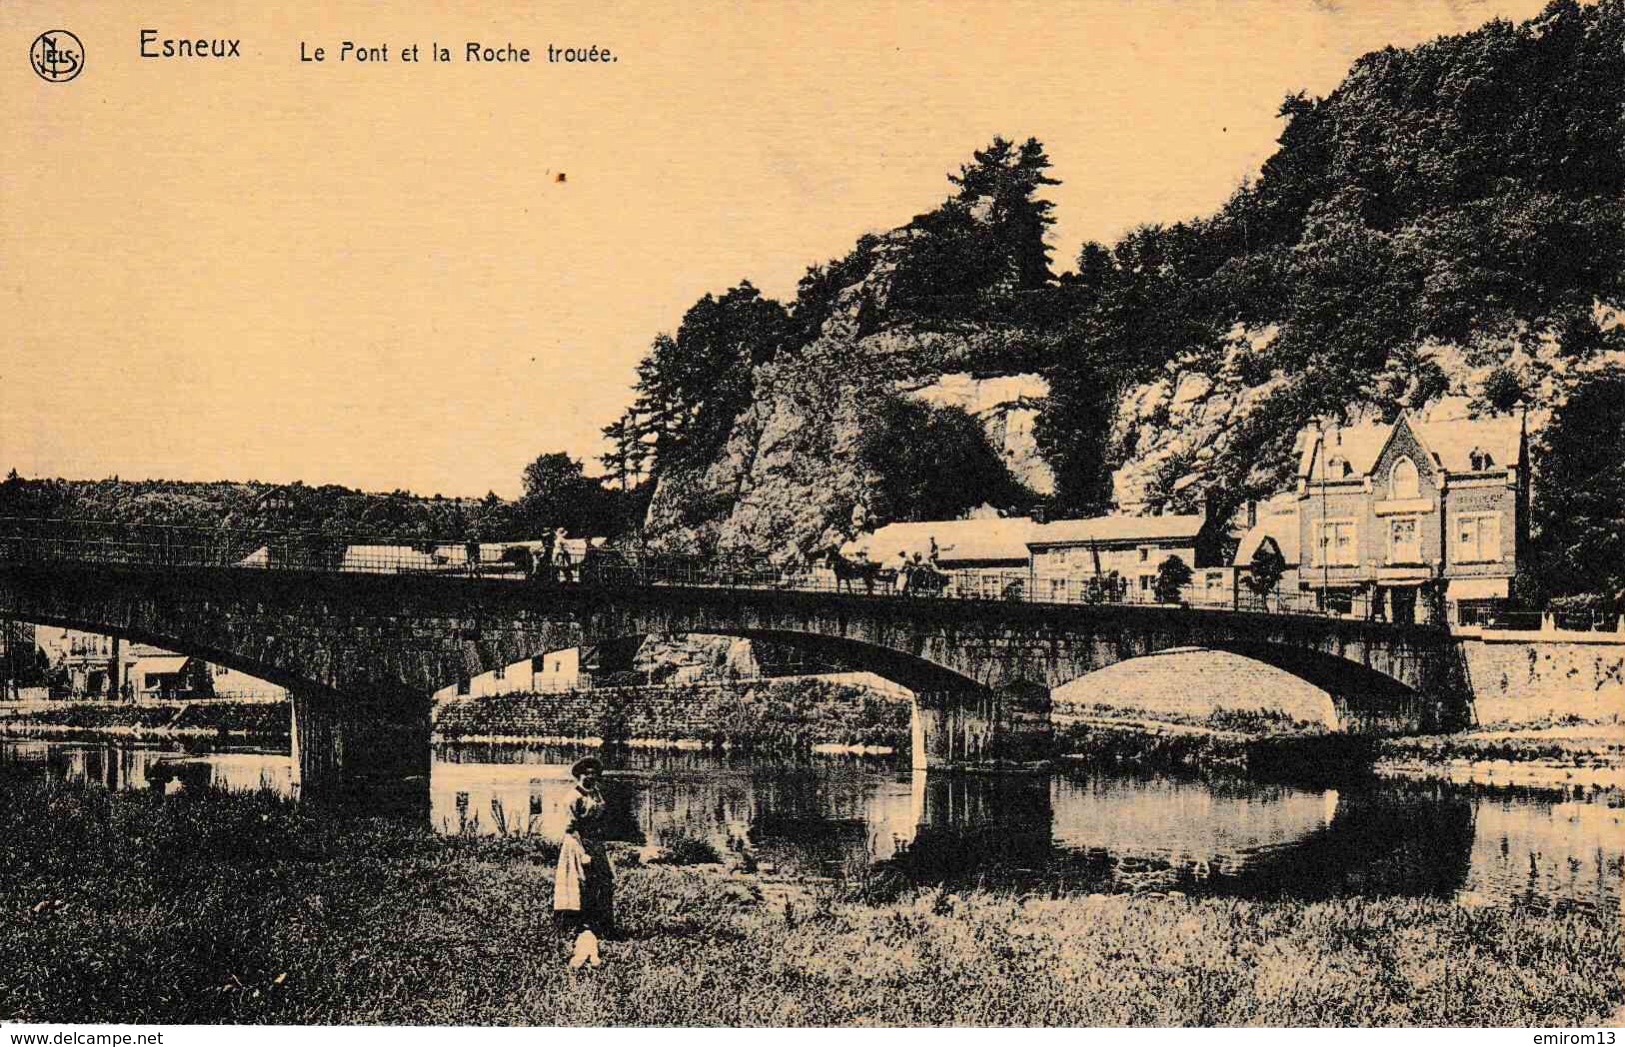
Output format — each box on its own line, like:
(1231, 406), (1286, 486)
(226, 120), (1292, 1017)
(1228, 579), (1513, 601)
(31, 30), (84, 83)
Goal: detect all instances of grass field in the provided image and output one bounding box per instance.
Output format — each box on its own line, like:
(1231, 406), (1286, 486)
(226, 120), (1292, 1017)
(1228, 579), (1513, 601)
(0, 769), (1620, 1026)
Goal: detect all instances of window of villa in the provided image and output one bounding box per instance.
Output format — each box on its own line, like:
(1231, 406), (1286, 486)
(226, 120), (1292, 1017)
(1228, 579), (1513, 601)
(457, 676), (471, 696)
(1390, 457), (1420, 500)
(1389, 516), (1422, 564)
(1454, 513), (1502, 563)
(1318, 520), (1358, 566)
(1138, 547), (1150, 562)
(494, 661), (505, 680)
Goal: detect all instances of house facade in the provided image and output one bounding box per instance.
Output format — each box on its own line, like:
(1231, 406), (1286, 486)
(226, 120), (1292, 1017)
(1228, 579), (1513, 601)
(1233, 492), (1302, 600)
(840, 516), (1042, 598)
(1027, 513), (1232, 603)
(435, 648), (582, 702)
(1292, 406), (1527, 623)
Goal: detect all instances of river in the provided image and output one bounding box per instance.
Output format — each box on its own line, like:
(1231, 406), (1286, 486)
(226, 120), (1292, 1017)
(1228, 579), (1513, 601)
(4, 737), (1620, 913)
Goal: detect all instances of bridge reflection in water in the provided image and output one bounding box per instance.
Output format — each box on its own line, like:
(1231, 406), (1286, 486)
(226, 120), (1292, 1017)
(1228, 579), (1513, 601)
(7, 738), (1620, 912)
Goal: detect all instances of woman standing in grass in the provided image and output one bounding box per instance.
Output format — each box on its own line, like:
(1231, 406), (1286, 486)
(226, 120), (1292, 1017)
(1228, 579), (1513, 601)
(554, 756), (614, 968)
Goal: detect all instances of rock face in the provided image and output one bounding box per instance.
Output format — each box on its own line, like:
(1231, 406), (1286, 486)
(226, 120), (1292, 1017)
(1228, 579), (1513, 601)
(1109, 308), (1624, 514)
(1109, 324), (1297, 513)
(902, 372), (1053, 495)
(642, 195), (1624, 555)
(640, 255), (1065, 559)
(641, 337), (885, 561)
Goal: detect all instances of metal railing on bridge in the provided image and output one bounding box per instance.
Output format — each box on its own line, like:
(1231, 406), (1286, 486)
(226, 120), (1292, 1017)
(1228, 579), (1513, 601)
(1454, 602), (1623, 634)
(0, 517), (1430, 627)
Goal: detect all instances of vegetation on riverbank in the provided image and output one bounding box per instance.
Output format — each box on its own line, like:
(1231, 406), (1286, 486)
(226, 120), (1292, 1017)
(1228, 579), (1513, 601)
(0, 700), (289, 739)
(1055, 716), (1385, 785)
(434, 679), (909, 753)
(1374, 719), (1625, 788)
(0, 766), (1618, 1026)
(1056, 714), (1625, 788)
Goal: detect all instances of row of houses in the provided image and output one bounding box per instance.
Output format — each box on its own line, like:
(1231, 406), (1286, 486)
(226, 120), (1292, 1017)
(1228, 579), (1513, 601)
(35, 628), (286, 702)
(845, 403), (1526, 625)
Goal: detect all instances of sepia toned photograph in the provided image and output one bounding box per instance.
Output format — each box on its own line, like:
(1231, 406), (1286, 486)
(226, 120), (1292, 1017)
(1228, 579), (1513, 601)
(2, 0), (1622, 1031)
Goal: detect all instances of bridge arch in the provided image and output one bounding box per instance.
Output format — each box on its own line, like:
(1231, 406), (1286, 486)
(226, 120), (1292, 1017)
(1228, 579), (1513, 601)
(603, 627), (984, 695)
(11, 609), (334, 697)
(1052, 647), (1341, 729)
(1049, 640), (1426, 732)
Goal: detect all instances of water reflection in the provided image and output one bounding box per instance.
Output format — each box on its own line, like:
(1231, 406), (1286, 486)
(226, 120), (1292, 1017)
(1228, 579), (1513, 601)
(3, 737), (1619, 913)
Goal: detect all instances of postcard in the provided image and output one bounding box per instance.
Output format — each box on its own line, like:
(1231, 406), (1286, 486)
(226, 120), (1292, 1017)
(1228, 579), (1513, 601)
(2, 0), (1622, 1034)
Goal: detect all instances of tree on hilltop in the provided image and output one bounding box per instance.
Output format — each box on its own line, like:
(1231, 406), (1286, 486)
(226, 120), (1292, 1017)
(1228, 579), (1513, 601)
(624, 282), (790, 478)
(889, 136), (1062, 317)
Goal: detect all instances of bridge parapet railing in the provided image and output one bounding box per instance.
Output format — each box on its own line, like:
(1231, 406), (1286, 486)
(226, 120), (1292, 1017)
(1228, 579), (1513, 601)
(1453, 603), (1621, 633)
(0, 517), (1442, 628)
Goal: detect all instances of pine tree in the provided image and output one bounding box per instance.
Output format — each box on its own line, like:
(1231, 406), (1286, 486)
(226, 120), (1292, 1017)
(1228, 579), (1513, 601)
(947, 135), (1061, 291)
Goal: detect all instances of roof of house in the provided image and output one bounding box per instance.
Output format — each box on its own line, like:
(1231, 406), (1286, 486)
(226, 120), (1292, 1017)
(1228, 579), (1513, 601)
(1298, 422), (1392, 481)
(1234, 501), (1300, 567)
(1411, 416), (1522, 473)
(1299, 410), (1523, 481)
(1027, 514), (1207, 549)
(843, 517), (1041, 565)
(130, 655), (191, 677)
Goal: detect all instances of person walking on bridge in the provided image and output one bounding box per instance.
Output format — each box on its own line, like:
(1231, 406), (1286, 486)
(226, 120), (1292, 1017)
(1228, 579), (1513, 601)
(551, 527), (574, 584)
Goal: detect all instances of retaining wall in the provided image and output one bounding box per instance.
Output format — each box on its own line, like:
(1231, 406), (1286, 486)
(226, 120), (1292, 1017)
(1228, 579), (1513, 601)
(1462, 634), (1625, 725)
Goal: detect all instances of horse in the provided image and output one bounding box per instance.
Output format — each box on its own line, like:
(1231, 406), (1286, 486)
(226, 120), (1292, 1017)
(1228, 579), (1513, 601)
(822, 547), (882, 595)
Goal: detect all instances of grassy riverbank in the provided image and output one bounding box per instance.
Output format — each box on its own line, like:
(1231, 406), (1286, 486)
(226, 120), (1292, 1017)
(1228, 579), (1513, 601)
(0, 769), (1618, 1026)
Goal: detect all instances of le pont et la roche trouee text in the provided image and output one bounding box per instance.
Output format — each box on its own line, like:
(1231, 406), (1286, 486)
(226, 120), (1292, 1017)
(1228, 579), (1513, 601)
(138, 31), (617, 64)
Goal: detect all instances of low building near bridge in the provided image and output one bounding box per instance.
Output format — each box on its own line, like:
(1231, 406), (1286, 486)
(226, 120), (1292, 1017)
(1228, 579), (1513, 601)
(840, 516), (1042, 597)
(433, 648), (582, 701)
(1027, 512), (1232, 603)
(843, 509), (1234, 603)
(1233, 493), (1303, 603)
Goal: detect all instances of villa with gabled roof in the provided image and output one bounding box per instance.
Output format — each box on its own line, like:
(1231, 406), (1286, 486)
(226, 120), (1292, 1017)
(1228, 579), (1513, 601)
(1270, 399), (1529, 623)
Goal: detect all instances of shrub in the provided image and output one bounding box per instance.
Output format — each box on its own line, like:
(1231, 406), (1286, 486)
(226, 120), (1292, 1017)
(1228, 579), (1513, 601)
(654, 830), (722, 866)
(1153, 555), (1194, 604)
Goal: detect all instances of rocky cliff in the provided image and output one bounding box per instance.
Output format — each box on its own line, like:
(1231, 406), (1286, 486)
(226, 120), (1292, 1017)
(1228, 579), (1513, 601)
(637, 1), (1625, 564)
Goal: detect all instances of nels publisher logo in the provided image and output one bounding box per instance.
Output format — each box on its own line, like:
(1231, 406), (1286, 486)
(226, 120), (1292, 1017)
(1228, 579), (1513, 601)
(31, 30), (84, 83)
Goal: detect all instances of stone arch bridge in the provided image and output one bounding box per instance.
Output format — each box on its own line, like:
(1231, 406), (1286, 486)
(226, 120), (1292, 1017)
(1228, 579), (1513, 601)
(0, 557), (1474, 798)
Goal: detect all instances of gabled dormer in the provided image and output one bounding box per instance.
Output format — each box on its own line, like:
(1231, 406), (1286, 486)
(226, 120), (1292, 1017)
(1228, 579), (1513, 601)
(1369, 413), (1443, 516)
(1296, 418), (1391, 495)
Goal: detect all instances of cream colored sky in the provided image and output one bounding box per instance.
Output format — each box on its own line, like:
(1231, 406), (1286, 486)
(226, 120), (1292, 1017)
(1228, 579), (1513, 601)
(2, 0), (1552, 498)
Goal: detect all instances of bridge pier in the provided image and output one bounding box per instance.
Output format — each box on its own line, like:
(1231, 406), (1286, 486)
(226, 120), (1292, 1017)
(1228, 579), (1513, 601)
(911, 684), (1052, 769)
(290, 685), (431, 817)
